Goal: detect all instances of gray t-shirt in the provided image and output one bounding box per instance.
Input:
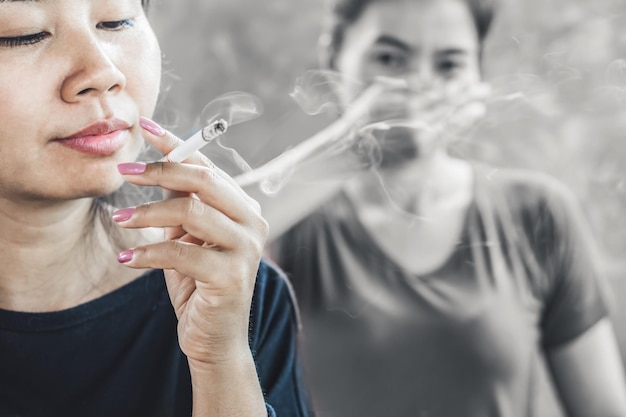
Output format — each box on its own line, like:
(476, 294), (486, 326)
(271, 166), (609, 417)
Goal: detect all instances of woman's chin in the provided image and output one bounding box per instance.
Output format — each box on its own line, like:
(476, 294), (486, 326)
(63, 177), (127, 201)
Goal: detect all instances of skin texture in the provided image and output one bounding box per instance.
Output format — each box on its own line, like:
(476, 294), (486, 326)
(0, 1), (269, 415)
(0, 0), (159, 202)
(246, 0), (626, 415)
(0, 0), (161, 311)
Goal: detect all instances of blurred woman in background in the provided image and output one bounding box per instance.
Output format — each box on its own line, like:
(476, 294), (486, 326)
(245, 0), (626, 415)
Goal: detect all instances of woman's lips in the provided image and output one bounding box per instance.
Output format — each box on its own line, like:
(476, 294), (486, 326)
(55, 119), (131, 156)
(55, 130), (130, 156)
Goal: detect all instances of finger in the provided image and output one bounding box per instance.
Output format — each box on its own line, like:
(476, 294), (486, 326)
(117, 241), (259, 289)
(112, 198), (253, 250)
(367, 90), (411, 121)
(139, 117), (261, 206)
(446, 82), (492, 109)
(377, 88), (445, 116)
(118, 162), (263, 224)
(410, 82), (491, 117)
(140, 117), (206, 165)
(417, 83), (491, 125)
(140, 117), (220, 202)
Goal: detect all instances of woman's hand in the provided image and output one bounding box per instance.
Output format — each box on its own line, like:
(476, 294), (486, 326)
(358, 80), (492, 162)
(113, 117), (269, 366)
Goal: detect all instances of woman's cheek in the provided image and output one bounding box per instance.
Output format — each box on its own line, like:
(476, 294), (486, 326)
(124, 28), (162, 115)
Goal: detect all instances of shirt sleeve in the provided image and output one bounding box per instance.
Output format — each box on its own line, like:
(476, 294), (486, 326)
(529, 177), (611, 349)
(249, 259), (315, 416)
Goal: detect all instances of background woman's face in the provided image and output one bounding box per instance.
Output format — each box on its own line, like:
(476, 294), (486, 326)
(0, 0), (161, 203)
(334, 0), (481, 105)
(332, 0), (483, 164)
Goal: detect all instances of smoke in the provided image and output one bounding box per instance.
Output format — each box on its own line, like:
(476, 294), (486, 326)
(237, 69), (529, 199)
(195, 91), (263, 174)
(289, 70), (345, 116)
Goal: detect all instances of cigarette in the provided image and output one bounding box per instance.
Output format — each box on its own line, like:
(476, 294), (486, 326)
(234, 82), (391, 188)
(163, 119), (228, 163)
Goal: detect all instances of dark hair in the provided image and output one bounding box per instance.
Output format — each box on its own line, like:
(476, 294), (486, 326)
(320, 0), (497, 69)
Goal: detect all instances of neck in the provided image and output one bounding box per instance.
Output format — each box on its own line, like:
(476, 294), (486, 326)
(0, 197), (143, 312)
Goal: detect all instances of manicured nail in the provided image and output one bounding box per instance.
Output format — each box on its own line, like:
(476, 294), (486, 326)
(117, 162), (147, 175)
(139, 117), (166, 136)
(117, 249), (135, 264)
(112, 207), (136, 222)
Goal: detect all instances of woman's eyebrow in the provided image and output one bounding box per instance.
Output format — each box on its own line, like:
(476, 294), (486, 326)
(374, 35), (412, 52)
(436, 49), (469, 57)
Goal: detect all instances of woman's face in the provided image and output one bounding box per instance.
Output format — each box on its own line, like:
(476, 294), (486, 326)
(0, 0), (161, 203)
(336, 0), (481, 101)
(334, 0), (482, 162)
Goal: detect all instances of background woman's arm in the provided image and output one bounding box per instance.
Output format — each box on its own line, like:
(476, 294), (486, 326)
(547, 318), (626, 417)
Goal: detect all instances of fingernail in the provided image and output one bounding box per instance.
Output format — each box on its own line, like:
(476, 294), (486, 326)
(112, 207), (136, 222)
(117, 162), (147, 175)
(140, 117), (166, 137)
(117, 249), (135, 264)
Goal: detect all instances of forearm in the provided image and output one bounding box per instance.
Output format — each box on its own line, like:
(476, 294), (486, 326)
(189, 351), (268, 417)
(245, 177), (344, 241)
(244, 150), (366, 241)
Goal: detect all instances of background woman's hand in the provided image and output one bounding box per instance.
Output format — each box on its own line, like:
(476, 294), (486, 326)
(359, 80), (492, 162)
(114, 118), (269, 366)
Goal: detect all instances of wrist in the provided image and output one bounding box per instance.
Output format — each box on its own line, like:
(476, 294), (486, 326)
(187, 340), (252, 369)
(188, 349), (267, 417)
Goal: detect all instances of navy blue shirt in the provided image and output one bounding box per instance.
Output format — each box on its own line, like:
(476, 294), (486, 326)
(0, 260), (313, 417)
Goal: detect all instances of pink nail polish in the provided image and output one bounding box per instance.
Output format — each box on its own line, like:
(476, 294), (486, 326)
(112, 207), (136, 222)
(117, 249), (135, 264)
(139, 117), (166, 136)
(117, 162), (147, 175)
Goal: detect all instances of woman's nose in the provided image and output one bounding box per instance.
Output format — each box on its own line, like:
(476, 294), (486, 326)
(60, 32), (126, 103)
(403, 70), (435, 93)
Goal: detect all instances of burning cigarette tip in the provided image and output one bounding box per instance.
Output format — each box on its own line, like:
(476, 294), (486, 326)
(202, 119), (229, 141)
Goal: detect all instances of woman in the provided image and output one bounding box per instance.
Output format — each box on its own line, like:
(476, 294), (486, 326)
(0, 1), (311, 416)
(250, 0), (626, 416)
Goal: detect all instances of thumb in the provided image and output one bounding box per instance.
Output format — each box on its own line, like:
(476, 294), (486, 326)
(139, 117), (206, 165)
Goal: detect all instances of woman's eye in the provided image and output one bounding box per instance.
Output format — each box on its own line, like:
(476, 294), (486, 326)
(0, 32), (49, 48)
(373, 51), (407, 69)
(96, 19), (135, 31)
(437, 60), (465, 75)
